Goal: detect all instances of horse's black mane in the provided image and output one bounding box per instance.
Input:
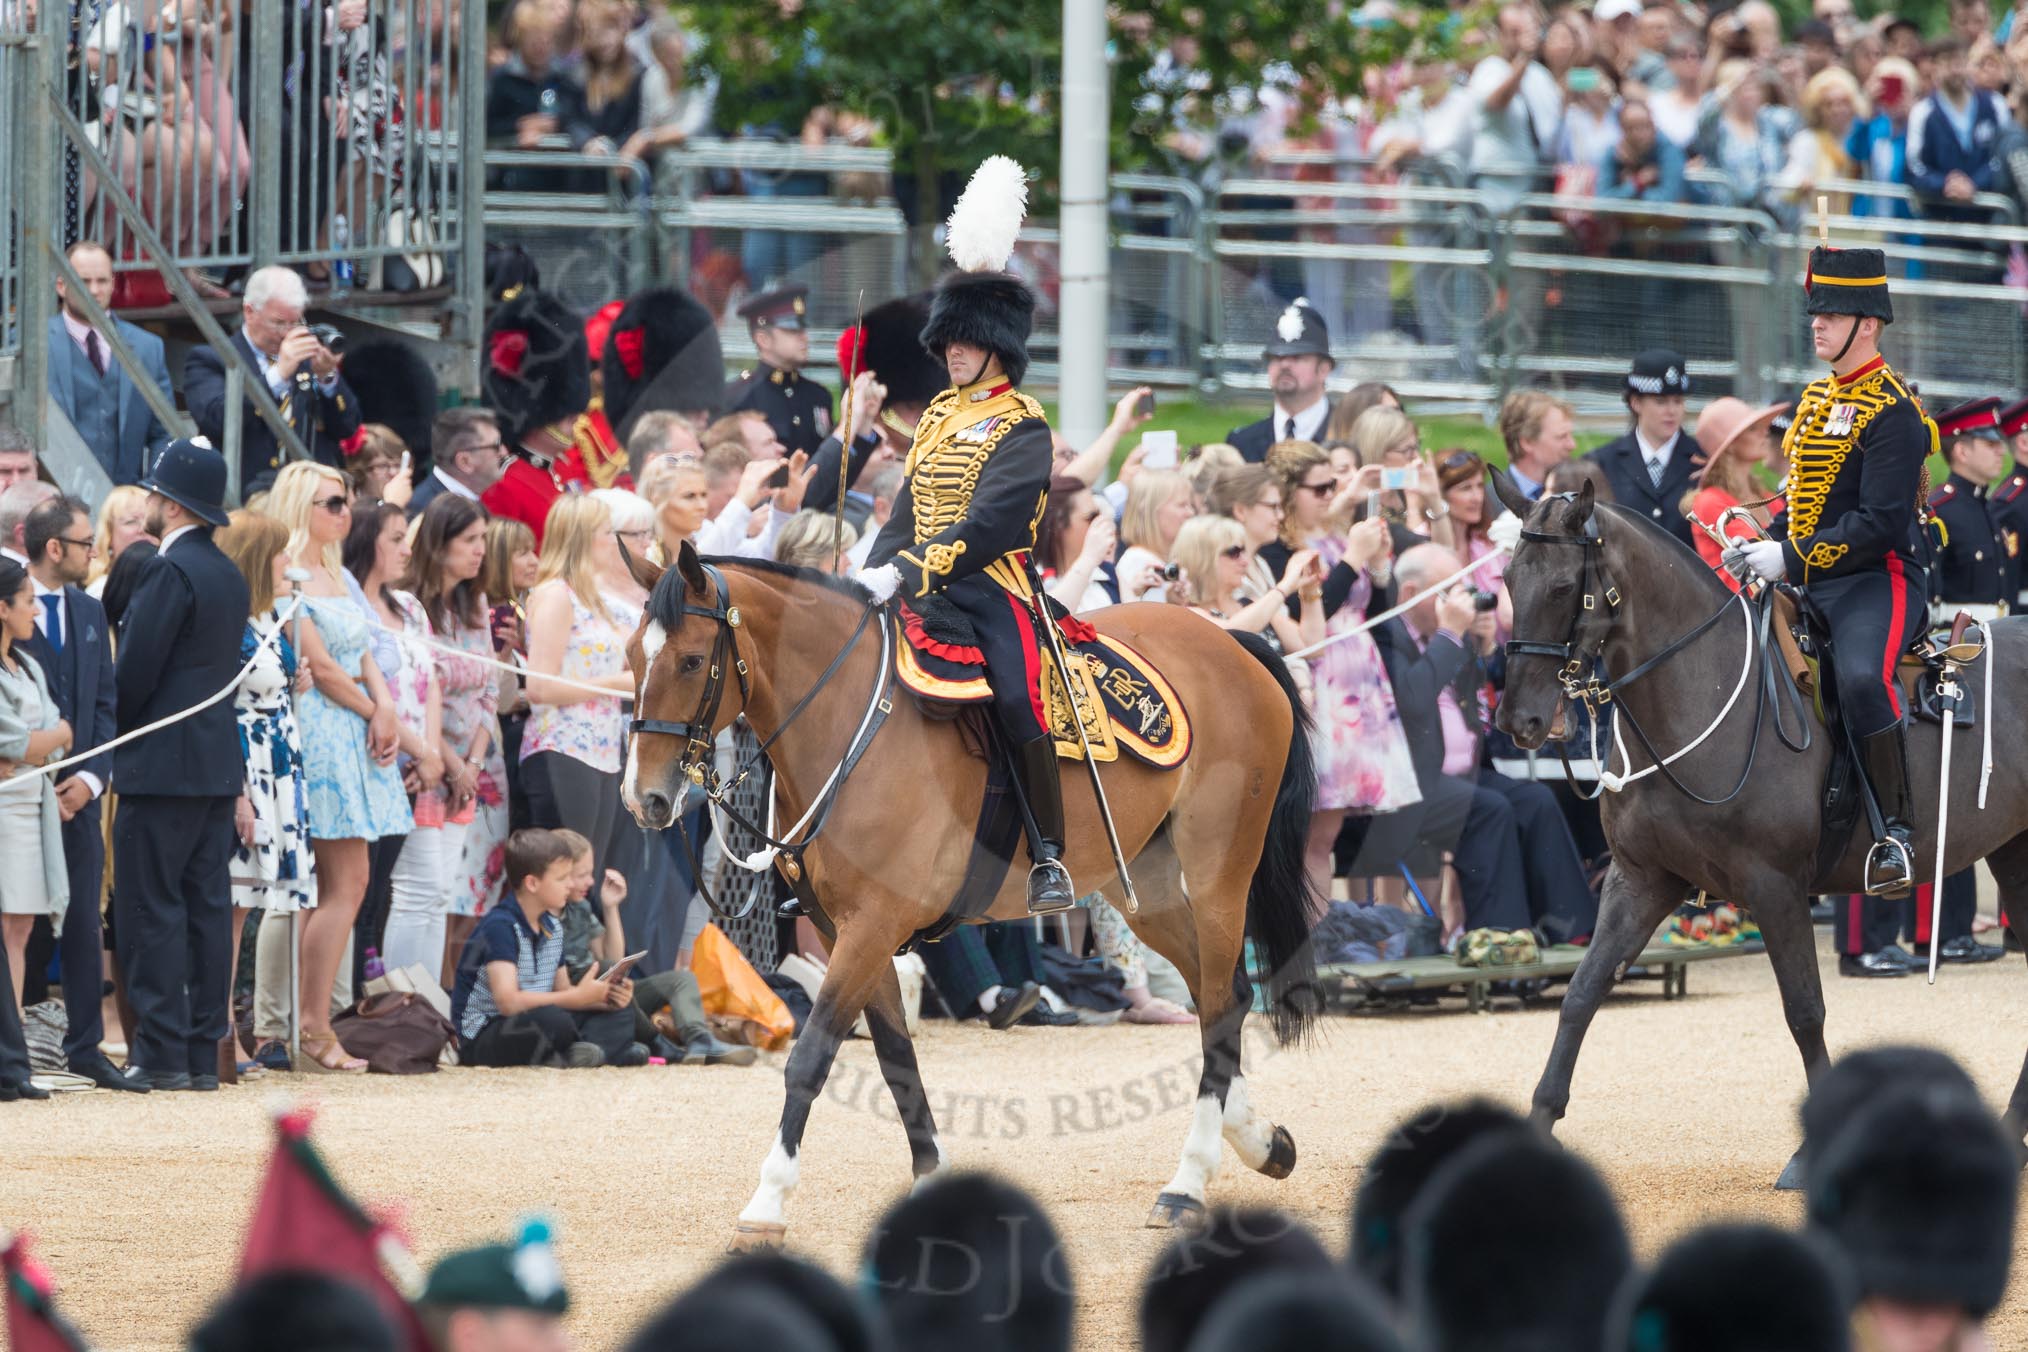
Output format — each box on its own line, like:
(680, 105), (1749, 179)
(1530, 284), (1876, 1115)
(645, 553), (872, 630)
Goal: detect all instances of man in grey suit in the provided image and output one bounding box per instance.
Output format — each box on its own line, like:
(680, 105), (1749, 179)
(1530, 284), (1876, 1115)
(47, 241), (175, 485)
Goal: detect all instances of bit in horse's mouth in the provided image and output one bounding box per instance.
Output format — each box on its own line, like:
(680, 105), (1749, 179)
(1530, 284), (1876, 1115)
(1549, 704), (1571, 742)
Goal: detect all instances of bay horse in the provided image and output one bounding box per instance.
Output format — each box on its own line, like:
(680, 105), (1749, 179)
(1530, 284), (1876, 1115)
(1490, 474), (2028, 1183)
(620, 542), (1321, 1242)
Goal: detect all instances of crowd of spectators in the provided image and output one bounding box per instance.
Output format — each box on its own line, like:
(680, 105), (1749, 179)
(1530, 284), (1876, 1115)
(165, 1042), (2018, 1352)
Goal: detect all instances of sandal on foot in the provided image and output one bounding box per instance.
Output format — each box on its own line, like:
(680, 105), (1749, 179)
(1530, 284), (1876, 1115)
(300, 1034), (367, 1074)
(1123, 997), (1196, 1025)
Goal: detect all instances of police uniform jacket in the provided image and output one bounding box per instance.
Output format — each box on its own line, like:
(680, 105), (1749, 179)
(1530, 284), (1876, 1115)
(1927, 472), (2016, 606)
(868, 376), (1053, 604)
(1770, 355), (1934, 584)
(726, 362), (834, 458)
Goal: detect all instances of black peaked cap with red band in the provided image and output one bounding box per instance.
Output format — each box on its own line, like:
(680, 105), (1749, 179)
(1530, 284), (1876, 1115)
(1935, 397), (2004, 443)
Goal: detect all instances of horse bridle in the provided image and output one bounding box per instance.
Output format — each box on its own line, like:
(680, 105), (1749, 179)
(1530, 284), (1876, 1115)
(628, 561), (892, 917)
(1502, 495), (1809, 805)
(1503, 498), (1623, 709)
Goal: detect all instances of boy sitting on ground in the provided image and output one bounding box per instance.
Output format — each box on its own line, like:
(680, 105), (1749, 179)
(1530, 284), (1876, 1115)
(450, 828), (649, 1068)
(553, 829), (755, 1066)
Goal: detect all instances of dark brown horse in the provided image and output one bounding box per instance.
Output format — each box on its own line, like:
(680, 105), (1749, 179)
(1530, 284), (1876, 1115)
(621, 542), (1320, 1242)
(1491, 475), (2028, 1183)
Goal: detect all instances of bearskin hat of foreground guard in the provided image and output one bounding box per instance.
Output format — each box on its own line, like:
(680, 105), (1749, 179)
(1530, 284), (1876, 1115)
(1607, 1223), (1853, 1352)
(481, 288), (590, 445)
(1349, 1098), (1532, 1300)
(1403, 1131), (1634, 1351)
(600, 284), (727, 438)
(919, 155), (1037, 387)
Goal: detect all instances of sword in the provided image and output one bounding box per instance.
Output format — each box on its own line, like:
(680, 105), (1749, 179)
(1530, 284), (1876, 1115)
(1026, 576), (1140, 915)
(1929, 668), (1958, 985)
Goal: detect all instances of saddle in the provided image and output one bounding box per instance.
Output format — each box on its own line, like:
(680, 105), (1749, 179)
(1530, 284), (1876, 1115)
(894, 597), (1192, 770)
(1771, 589), (1980, 729)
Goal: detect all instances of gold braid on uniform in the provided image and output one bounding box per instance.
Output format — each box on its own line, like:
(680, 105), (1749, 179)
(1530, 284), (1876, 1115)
(1783, 364), (1931, 573)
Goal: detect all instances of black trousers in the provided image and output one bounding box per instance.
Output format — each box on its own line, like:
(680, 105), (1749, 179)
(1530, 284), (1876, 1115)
(0, 940), (33, 1085)
(525, 751), (624, 908)
(948, 578), (1048, 744)
(1349, 768), (1597, 943)
(57, 801), (106, 1065)
(1834, 892), (1902, 956)
(462, 1005), (636, 1067)
(920, 922), (1047, 1018)
(1813, 561), (1925, 738)
(113, 795), (235, 1076)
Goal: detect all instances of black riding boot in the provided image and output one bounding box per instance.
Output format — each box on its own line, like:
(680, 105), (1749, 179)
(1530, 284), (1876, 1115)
(1015, 736), (1075, 915)
(1860, 723), (1916, 898)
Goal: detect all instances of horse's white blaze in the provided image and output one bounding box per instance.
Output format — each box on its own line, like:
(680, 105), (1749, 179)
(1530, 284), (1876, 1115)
(737, 1132), (799, 1226)
(623, 620), (668, 810)
(1220, 1076), (1274, 1171)
(1160, 1094), (1225, 1201)
(641, 618), (669, 662)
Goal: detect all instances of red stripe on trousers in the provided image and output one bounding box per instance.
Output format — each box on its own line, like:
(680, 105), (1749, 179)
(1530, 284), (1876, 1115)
(1847, 894), (1864, 952)
(1913, 882), (1933, 944)
(1007, 591), (1047, 731)
(1880, 554), (1908, 720)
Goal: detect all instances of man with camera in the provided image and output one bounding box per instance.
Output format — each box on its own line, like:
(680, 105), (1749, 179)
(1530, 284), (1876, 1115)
(183, 265), (364, 496)
(1353, 543), (1598, 943)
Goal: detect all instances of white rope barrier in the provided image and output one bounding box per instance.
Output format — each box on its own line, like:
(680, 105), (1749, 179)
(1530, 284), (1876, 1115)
(1, 596), (305, 787)
(387, 625), (625, 702)
(1282, 544), (1512, 662)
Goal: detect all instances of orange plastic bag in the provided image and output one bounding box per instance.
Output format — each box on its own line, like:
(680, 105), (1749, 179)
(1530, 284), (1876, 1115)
(691, 924), (795, 1051)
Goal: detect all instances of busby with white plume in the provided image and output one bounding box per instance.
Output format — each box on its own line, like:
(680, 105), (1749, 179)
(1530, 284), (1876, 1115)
(920, 155), (1039, 387)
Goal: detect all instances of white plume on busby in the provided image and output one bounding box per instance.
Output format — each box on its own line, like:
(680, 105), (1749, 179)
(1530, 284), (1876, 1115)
(920, 156), (1039, 386)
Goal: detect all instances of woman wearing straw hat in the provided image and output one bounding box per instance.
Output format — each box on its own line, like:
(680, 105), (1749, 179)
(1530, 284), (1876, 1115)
(1682, 396), (1785, 590)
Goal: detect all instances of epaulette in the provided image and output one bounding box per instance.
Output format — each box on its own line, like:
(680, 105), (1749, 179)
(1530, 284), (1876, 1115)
(1929, 482), (1957, 507)
(1996, 474), (2028, 505)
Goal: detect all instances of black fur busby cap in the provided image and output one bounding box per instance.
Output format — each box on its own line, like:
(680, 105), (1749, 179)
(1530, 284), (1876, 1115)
(849, 294), (947, 412)
(1350, 1098), (1532, 1300)
(600, 284), (726, 440)
(682, 1253), (882, 1352)
(866, 1172), (1073, 1352)
(1805, 245), (1893, 324)
(1188, 1271), (1405, 1352)
(1139, 1208), (1333, 1352)
(1606, 1224), (1853, 1352)
(1797, 1045), (1979, 1192)
(620, 1288), (839, 1352)
(1404, 1132), (1633, 1352)
(920, 155), (1037, 388)
(1807, 1082), (2019, 1317)
(481, 288), (590, 444)
(341, 338), (440, 456)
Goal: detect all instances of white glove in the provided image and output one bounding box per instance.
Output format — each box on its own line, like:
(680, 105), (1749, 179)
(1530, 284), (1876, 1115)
(1486, 510), (1523, 552)
(1728, 539), (1786, 584)
(854, 563), (902, 603)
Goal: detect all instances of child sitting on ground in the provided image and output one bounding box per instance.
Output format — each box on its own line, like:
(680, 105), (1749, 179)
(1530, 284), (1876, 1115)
(552, 830), (756, 1067)
(450, 828), (649, 1068)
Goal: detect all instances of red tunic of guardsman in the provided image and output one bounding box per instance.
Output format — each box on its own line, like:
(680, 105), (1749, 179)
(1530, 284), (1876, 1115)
(853, 156), (1073, 918)
(1728, 245), (1933, 898)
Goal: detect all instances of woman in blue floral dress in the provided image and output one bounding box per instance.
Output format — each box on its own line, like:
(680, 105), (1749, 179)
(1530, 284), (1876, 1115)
(271, 464), (412, 1073)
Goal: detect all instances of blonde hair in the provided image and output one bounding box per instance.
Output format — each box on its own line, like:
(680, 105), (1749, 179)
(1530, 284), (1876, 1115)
(637, 455), (704, 507)
(480, 515), (536, 605)
(214, 510), (291, 617)
(774, 510), (858, 570)
(536, 492), (615, 622)
(1119, 469), (1192, 554)
(592, 487), (655, 535)
(88, 483), (150, 586)
(1801, 66), (1868, 129)
(1347, 406), (1416, 469)
(1181, 442), (1243, 495)
(1169, 515), (1246, 609)
(268, 461), (350, 579)
(553, 827), (594, 860)
(1498, 389), (1574, 459)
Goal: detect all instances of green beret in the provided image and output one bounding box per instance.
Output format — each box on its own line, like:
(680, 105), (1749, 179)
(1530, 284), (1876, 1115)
(419, 1218), (569, 1315)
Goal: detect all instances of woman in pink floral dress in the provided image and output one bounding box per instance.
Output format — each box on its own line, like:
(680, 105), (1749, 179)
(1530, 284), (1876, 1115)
(1259, 441), (1421, 906)
(400, 496), (505, 987)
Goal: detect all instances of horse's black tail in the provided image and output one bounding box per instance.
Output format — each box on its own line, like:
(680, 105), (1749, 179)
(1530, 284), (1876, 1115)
(1229, 630), (1322, 1047)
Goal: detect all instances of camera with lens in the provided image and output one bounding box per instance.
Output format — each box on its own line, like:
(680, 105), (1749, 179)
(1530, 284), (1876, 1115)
(1471, 589), (1499, 613)
(307, 323), (347, 356)
(1161, 562), (1184, 583)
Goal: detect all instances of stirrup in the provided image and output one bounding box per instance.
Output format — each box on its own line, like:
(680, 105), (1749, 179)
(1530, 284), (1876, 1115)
(1863, 835), (1914, 898)
(1026, 858), (1075, 916)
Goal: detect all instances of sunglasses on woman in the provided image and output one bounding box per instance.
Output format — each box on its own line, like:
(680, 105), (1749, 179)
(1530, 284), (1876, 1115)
(315, 495), (352, 514)
(1219, 544), (1247, 560)
(1297, 481), (1334, 497)
(1439, 451), (1478, 471)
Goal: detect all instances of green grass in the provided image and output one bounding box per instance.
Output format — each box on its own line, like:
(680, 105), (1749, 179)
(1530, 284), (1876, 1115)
(1042, 398), (1623, 472)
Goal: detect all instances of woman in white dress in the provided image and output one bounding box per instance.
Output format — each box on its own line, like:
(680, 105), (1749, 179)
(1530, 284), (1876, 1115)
(0, 558), (72, 1016)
